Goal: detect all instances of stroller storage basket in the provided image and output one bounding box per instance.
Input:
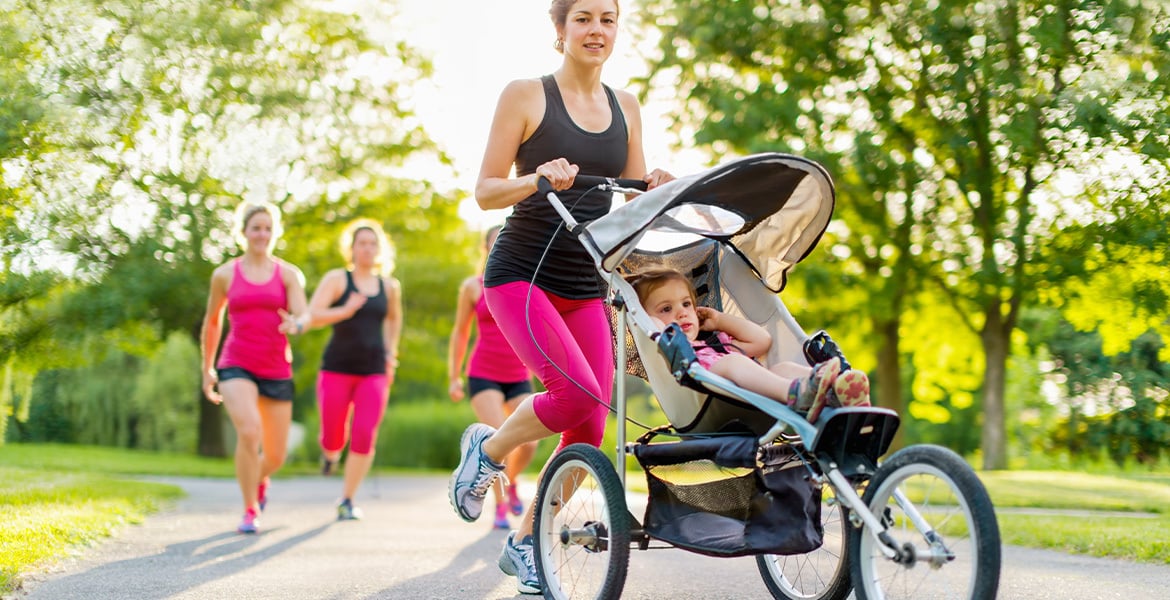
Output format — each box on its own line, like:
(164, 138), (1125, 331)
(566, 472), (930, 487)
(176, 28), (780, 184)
(632, 436), (823, 557)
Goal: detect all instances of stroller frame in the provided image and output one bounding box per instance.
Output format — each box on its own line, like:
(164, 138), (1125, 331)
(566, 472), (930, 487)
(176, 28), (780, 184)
(527, 153), (1002, 600)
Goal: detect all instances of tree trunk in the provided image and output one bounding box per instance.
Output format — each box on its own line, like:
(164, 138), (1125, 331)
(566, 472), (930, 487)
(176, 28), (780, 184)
(980, 308), (1009, 470)
(874, 316), (905, 451)
(191, 320), (225, 457)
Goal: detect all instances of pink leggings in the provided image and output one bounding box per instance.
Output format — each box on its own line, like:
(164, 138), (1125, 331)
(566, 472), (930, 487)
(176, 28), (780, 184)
(484, 281), (614, 450)
(317, 371), (389, 455)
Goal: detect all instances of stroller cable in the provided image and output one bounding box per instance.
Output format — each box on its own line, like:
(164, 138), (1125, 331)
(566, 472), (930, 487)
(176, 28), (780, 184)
(523, 185), (657, 433)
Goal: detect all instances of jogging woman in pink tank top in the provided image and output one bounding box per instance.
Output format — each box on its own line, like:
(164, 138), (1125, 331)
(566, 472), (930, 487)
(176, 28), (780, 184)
(201, 201), (310, 535)
(447, 225), (538, 530)
(304, 218), (402, 521)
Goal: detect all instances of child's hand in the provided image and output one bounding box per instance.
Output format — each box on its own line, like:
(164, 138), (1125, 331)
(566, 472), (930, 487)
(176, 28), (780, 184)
(696, 306), (721, 331)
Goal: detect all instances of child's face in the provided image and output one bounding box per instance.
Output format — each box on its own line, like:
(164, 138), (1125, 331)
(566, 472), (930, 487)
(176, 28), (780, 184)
(644, 279), (699, 341)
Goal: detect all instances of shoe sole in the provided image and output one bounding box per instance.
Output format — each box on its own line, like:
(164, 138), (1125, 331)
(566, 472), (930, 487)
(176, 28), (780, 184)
(449, 425), (488, 522)
(834, 370), (870, 407)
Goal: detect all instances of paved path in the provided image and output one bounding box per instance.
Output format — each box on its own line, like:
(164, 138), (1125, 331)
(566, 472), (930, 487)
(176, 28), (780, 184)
(10, 475), (1170, 599)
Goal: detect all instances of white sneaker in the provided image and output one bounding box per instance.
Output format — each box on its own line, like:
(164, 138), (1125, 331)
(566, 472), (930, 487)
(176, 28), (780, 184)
(498, 531), (541, 595)
(448, 423), (505, 522)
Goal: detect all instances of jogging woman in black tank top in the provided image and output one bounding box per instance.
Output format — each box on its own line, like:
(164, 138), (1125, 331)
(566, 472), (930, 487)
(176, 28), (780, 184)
(446, 0), (673, 594)
(304, 218), (402, 521)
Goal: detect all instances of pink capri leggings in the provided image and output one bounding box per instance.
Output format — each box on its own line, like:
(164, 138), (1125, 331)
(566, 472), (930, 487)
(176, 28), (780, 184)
(484, 281), (614, 450)
(317, 371), (389, 455)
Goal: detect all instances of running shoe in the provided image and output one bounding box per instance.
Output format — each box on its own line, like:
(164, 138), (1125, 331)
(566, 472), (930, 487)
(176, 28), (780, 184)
(448, 423), (506, 522)
(498, 531), (541, 595)
(257, 476), (270, 512)
(337, 498), (363, 521)
(507, 483), (524, 516)
(493, 503), (510, 530)
(237, 508), (260, 534)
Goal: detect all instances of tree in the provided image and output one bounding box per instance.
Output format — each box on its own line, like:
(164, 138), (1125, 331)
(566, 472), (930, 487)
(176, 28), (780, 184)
(641, 0), (1170, 468)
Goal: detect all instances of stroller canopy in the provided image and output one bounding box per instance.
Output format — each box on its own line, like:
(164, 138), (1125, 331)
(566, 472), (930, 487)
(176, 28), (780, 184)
(583, 153), (835, 292)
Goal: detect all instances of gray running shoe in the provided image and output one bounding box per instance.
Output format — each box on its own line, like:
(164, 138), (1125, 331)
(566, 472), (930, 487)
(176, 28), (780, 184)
(498, 531), (541, 595)
(337, 498), (362, 521)
(448, 423), (505, 522)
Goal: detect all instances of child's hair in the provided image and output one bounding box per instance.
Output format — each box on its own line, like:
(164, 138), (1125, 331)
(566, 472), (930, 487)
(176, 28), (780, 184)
(624, 267), (696, 306)
(339, 218), (395, 277)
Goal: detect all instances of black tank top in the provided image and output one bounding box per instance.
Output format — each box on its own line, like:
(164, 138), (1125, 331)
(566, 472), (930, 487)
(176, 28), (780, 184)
(484, 74), (629, 299)
(321, 271), (387, 375)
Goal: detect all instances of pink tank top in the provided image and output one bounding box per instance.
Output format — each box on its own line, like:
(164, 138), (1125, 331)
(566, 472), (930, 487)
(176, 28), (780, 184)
(216, 259), (292, 379)
(467, 278), (529, 383)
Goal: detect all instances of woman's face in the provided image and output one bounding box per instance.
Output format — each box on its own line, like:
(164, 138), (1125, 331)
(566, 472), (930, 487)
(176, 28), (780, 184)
(559, 0), (618, 66)
(243, 211), (275, 254)
(351, 228), (380, 268)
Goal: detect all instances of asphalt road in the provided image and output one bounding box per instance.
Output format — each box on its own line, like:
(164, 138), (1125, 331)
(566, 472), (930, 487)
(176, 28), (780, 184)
(10, 474), (1170, 599)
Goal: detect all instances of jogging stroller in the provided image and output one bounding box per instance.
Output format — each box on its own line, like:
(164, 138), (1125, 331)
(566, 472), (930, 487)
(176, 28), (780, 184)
(529, 153), (1002, 600)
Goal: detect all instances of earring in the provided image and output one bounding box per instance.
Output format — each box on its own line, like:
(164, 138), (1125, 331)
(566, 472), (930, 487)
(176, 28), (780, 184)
(554, 38), (564, 52)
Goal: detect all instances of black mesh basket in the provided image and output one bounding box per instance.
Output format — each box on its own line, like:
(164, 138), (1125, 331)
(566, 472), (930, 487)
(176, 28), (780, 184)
(632, 436), (823, 557)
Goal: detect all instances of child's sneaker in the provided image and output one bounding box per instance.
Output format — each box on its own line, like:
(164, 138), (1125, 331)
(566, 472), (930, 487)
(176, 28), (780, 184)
(337, 498), (362, 521)
(498, 531), (541, 594)
(237, 508), (260, 534)
(507, 483), (524, 516)
(448, 423), (506, 522)
(787, 357), (842, 422)
(834, 369), (870, 407)
(493, 503), (510, 529)
(257, 476), (270, 512)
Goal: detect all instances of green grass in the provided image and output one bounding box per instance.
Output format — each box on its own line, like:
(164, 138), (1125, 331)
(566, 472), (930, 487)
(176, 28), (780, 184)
(0, 455), (188, 594)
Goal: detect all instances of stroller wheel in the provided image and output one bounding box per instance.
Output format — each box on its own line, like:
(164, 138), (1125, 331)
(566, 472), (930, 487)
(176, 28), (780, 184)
(533, 443), (631, 600)
(848, 444), (1001, 600)
(756, 483), (853, 600)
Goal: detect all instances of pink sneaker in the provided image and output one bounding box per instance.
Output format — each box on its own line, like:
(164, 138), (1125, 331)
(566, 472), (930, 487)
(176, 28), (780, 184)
(493, 503), (510, 530)
(257, 476), (270, 512)
(238, 508), (260, 534)
(507, 484), (524, 516)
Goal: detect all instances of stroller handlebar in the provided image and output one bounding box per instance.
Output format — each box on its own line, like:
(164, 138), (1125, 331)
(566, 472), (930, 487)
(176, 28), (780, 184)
(536, 175), (649, 196)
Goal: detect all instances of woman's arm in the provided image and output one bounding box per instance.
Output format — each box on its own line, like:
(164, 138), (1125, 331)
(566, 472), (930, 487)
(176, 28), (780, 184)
(306, 269), (365, 329)
(475, 79), (582, 208)
(278, 261), (311, 335)
(383, 277), (403, 383)
(697, 307), (772, 358)
(200, 265), (230, 404)
(446, 278), (477, 401)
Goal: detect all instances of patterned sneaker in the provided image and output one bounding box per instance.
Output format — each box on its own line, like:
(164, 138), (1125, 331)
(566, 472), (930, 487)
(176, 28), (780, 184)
(237, 508), (260, 534)
(448, 423), (506, 522)
(834, 369), (871, 407)
(507, 484), (524, 516)
(337, 498), (363, 521)
(493, 503), (510, 530)
(787, 357), (842, 423)
(257, 476), (270, 512)
(498, 531), (541, 595)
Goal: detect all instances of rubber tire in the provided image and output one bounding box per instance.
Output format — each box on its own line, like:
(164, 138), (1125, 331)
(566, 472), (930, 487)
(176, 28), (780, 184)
(533, 443), (631, 600)
(756, 484), (853, 600)
(848, 444), (1001, 600)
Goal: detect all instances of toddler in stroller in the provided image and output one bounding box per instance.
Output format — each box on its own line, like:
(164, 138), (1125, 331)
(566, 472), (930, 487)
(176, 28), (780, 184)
(625, 267), (870, 422)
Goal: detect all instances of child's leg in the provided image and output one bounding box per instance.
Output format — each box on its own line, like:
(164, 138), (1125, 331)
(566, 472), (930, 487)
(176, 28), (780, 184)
(768, 361), (812, 380)
(709, 354), (794, 403)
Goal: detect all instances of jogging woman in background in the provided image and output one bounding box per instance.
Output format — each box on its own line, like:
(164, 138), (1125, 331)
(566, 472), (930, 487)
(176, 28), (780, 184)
(307, 218), (402, 521)
(447, 225), (537, 530)
(201, 200), (310, 534)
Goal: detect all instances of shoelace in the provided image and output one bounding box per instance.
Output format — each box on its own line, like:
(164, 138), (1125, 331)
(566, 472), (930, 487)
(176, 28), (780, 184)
(515, 539), (537, 575)
(469, 463), (509, 498)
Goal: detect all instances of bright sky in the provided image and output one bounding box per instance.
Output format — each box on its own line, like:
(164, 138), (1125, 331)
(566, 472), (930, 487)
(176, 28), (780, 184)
(387, 0), (709, 228)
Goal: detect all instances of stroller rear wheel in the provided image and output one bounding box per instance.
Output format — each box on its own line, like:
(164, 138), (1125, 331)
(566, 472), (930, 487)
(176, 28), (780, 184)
(848, 444), (1001, 600)
(533, 443), (631, 600)
(756, 483), (853, 600)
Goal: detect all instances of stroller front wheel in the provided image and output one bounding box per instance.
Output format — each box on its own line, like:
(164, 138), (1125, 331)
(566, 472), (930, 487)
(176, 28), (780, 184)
(533, 443), (631, 600)
(848, 444), (1001, 600)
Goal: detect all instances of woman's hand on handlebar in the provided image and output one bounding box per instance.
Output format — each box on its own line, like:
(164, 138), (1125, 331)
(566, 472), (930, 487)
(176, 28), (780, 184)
(643, 168), (674, 190)
(534, 158), (580, 192)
